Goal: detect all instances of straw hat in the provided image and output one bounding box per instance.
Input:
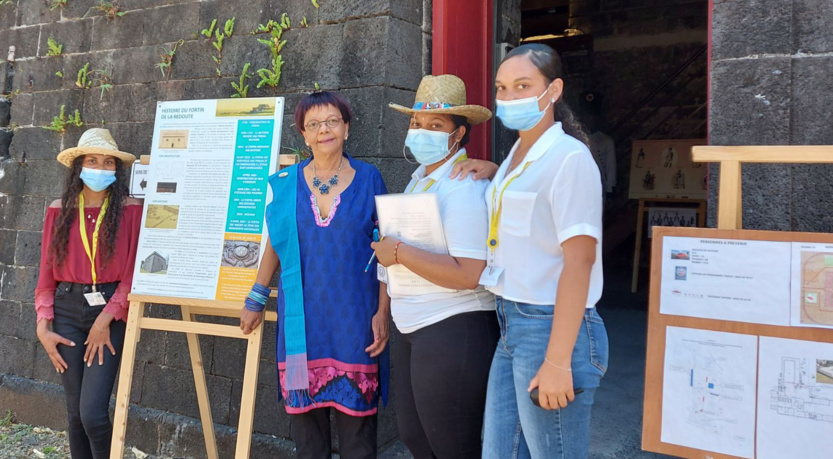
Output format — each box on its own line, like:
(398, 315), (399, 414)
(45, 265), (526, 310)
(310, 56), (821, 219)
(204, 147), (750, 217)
(56, 128), (137, 167)
(389, 74), (492, 125)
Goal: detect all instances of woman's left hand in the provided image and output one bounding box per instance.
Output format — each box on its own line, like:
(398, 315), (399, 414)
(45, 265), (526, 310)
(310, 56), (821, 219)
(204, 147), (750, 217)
(364, 310), (390, 358)
(370, 236), (400, 267)
(528, 359), (575, 410)
(84, 311), (116, 366)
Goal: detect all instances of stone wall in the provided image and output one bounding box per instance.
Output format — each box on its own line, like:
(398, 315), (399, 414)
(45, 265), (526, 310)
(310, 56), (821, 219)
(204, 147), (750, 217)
(708, 0), (833, 232)
(0, 0), (428, 456)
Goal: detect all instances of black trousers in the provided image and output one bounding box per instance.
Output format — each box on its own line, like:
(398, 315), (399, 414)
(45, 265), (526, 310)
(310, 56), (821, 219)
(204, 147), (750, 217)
(291, 408), (378, 459)
(393, 310), (500, 459)
(53, 282), (125, 459)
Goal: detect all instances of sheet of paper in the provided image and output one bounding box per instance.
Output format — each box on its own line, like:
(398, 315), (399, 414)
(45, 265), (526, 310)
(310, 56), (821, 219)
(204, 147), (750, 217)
(659, 236), (791, 325)
(757, 337), (833, 459)
(660, 327), (757, 458)
(790, 242), (833, 329)
(131, 98), (283, 301)
(375, 193), (454, 297)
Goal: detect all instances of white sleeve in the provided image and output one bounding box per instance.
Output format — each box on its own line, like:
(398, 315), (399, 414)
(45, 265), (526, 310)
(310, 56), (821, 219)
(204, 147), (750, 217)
(550, 151), (603, 244)
(440, 179), (490, 260)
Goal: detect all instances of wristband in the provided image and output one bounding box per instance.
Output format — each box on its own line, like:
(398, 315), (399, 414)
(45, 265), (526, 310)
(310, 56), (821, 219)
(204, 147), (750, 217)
(393, 241), (404, 264)
(245, 283), (271, 312)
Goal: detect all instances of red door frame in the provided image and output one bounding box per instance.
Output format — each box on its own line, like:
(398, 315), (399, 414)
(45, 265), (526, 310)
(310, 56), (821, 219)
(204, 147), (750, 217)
(433, 1), (494, 160)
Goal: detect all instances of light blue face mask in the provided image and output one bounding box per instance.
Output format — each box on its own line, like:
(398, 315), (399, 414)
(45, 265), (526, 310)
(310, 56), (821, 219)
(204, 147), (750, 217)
(404, 128), (459, 166)
(80, 167), (117, 192)
(495, 88), (553, 131)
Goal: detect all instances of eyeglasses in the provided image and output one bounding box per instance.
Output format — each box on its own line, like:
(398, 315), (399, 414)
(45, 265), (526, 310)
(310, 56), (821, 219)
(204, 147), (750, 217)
(304, 116), (343, 132)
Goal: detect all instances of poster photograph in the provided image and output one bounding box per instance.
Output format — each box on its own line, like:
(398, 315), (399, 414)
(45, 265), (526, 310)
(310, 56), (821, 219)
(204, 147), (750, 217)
(629, 139), (707, 200)
(131, 97), (284, 302)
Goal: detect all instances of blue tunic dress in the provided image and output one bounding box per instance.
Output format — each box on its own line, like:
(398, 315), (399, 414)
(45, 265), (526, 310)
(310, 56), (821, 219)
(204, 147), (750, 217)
(272, 154), (388, 416)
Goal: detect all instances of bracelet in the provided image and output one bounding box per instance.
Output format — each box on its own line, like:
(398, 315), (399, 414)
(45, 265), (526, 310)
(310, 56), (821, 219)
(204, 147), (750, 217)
(393, 241), (404, 264)
(544, 357), (572, 372)
(94, 323), (107, 333)
(245, 283), (270, 312)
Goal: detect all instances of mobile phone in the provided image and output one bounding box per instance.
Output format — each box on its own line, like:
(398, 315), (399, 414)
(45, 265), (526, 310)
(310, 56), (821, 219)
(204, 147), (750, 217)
(530, 388), (585, 408)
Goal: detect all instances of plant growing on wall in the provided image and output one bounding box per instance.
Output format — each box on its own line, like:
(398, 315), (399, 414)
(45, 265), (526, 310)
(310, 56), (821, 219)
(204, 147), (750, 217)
(284, 145), (311, 161)
(94, 1), (126, 19)
(45, 105), (83, 133)
(49, 0), (68, 10)
(201, 19), (217, 38)
(94, 69), (113, 100)
(311, 0), (319, 8)
(301, 16), (309, 27)
(204, 18), (236, 77)
(0, 1), (15, 6)
(46, 38), (63, 57)
(255, 18), (289, 90)
(231, 63), (252, 98)
(76, 63), (91, 88)
(156, 40), (183, 78)
(56, 70), (63, 78)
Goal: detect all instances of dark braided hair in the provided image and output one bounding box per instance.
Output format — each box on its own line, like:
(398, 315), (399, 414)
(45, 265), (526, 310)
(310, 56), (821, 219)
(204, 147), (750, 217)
(503, 43), (590, 147)
(50, 155), (130, 267)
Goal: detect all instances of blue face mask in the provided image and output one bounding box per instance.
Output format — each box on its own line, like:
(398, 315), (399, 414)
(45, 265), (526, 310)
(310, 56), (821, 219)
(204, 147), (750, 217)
(495, 88), (553, 131)
(404, 128), (459, 166)
(80, 167), (117, 192)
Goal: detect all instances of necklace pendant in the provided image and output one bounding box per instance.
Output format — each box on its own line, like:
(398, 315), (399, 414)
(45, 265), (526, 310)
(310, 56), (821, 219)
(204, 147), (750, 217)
(312, 177), (322, 188)
(328, 175), (339, 186)
(319, 184), (330, 194)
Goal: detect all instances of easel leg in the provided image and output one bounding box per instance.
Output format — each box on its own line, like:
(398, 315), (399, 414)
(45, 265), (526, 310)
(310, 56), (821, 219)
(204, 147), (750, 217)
(235, 321), (264, 458)
(111, 301), (145, 459)
(181, 305), (219, 459)
(632, 199), (646, 293)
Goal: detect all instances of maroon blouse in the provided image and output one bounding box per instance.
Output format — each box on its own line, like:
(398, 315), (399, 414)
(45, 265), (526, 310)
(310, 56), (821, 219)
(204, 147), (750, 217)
(35, 203), (143, 322)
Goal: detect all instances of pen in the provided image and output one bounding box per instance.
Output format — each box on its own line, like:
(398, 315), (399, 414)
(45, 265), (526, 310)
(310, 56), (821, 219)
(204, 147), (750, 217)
(364, 229), (381, 272)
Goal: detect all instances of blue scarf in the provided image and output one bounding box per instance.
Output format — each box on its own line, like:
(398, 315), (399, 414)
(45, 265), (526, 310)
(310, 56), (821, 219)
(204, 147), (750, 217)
(265, 165), (311, 405)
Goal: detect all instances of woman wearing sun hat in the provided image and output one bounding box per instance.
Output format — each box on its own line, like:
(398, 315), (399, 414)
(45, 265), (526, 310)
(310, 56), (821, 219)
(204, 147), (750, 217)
(370, 74), (498, 458)
(34, 128), (141, 459)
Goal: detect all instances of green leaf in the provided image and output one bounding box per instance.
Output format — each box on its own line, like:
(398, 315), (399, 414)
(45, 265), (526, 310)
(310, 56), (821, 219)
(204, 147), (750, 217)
(312, 0), (319, 8)
(224, 17), (235, 37)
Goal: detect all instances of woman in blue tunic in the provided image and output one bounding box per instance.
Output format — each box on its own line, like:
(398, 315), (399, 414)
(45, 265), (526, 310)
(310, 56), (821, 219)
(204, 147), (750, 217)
(240, 91), (390, 459)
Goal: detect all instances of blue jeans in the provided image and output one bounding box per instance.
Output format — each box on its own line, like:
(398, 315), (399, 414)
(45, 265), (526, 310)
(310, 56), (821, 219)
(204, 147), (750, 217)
(483, 297), (609, 459)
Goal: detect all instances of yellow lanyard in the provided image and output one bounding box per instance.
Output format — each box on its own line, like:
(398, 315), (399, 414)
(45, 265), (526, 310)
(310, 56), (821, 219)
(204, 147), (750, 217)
(487, 162), (532, 253)
(407, 153), (468, 194)
(78, 194), (109, 288)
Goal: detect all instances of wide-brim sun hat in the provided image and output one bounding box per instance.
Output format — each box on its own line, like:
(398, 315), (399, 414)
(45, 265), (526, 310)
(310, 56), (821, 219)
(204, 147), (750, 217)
(56, 128), (137, 167)
(389, 74), (493, 125)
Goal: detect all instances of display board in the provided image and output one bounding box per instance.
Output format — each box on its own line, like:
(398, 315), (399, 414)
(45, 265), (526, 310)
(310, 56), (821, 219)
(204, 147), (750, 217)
(643, 227), (833, 459)
(628, 139), (707, 200)
(131, 97), (284, 302)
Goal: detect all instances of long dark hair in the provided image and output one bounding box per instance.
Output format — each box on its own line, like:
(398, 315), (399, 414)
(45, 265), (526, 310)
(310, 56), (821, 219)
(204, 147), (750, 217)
(503, 43), (590, 147)
(50, 156), (129, 267)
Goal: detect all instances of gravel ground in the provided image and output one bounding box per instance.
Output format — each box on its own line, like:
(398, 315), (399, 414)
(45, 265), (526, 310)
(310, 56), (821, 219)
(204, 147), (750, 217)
(0, 418), (169, 459)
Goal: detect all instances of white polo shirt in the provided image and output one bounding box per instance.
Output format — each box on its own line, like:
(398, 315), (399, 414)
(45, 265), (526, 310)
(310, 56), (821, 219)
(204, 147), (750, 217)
(485, 123), (603, 307)
(391, 148), (495, 334)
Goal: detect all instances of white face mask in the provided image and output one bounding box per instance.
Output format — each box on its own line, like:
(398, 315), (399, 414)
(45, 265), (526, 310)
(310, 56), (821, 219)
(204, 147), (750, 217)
(403, 128), (459, 165)
(495, 88), (553, 131)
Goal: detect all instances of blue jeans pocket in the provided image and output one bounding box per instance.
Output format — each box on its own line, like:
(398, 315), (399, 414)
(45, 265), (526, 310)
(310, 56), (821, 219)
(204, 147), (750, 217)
(584, 309), (609, 375)
(512, 302), (553, 320)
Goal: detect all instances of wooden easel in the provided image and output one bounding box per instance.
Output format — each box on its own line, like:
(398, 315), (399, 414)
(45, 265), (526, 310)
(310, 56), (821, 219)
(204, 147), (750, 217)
(111, 154), (298, 458)
(631, 198), (707, 292)
(641, 145), (833, 458)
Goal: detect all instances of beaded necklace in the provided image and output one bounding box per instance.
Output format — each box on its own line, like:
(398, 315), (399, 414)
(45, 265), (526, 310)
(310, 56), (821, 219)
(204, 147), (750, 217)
(311, 156), (344, 195)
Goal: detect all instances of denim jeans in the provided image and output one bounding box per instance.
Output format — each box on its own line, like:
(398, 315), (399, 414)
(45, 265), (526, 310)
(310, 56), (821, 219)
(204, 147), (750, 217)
(53, 282), (126, 459)
(482, 297), (609, 459)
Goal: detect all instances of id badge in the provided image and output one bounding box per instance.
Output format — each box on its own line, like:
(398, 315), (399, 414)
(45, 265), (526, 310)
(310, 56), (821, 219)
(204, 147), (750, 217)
(84, 292), (107, 306)
(478, 266), (504, 288)
(377, 264), (389, 283)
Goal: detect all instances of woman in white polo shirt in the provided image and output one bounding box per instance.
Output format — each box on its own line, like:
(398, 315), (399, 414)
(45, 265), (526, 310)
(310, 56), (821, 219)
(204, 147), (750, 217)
(456, 43), (610, 458)
(370, 74), (498, 459)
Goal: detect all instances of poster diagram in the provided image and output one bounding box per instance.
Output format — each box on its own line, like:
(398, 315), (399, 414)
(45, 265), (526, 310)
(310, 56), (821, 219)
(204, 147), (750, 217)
(791, 243), (833, 329)
(660, 236), (792, 326)
(628, 139), (707, 200)
(132, 97), (283, 302)
(661, 327), (757, 458)
(757, 337), (833, 459)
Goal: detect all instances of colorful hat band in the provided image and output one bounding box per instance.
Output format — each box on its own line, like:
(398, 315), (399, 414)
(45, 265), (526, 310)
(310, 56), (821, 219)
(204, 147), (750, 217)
(413, 101), (456, 110)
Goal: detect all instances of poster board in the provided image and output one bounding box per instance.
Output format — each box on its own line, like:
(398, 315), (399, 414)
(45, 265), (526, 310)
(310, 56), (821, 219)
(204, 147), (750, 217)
(643, 227), (833, 459)
(131, 97), (284, 303)
(629, 139), (707, 200)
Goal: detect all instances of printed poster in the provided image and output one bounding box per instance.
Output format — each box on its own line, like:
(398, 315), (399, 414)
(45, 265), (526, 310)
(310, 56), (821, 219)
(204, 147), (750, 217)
(790, 242), (833, 329)
(628, 139), (707, 200)
(131, 97), (284, 301)
(659, 236), (791, 326)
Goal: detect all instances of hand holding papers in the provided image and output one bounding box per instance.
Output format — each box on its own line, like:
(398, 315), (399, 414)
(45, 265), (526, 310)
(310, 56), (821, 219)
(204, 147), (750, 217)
(375, 193), (455, 297)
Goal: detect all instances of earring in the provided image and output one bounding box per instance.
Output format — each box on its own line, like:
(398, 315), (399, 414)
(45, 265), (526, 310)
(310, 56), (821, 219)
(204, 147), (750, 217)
(305, 143), (310, 146)
(345, 134), (349, 140)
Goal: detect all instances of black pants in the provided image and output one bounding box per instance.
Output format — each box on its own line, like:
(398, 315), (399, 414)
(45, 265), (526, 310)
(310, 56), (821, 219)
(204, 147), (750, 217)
(393, 311), (500, 459)
(53, 282), (126, 459)
(291, 408), (377, 459)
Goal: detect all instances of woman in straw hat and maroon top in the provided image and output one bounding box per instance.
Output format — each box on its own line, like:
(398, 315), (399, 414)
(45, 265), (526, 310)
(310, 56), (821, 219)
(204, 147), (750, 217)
(35, 128), (141, 459)
(371, 74), (499, 458)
